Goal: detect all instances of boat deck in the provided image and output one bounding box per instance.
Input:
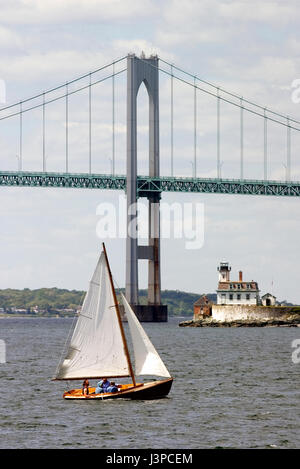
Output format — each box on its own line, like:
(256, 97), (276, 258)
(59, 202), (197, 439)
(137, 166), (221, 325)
(64, 383), (140, 398)
(63, 378), (173, 400)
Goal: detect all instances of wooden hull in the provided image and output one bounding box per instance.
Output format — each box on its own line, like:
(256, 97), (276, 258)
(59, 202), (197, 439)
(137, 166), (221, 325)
(63, 378), (173, 400)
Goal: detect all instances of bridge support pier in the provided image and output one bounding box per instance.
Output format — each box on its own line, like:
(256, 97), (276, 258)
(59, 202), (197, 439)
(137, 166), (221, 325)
(125, 53), (167, 322)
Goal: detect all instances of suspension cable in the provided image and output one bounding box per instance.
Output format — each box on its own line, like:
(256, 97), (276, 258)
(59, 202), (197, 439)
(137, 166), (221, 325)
(65, 82), (69, 173)
(194, 75), (197, 178)
(264, 108), (268, 180)
(217, 88), (220, 178)
(42, 92), (46, 171)
(0, 56), (127, 113)
(19, 102), (22, 171)
(159, 57), (300, 127)
(287, 117), (291, 182)
(138, 57), (300, 132)
(240, 97), (244, 180)
(112, 62), (115, 176)
(170, 63), (174, 177)
(0, 69), (126, 121)
(89, 72), (92, 175)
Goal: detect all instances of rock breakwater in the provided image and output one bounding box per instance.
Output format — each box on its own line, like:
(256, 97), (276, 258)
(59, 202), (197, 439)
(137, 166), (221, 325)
(179, 316), (300, 327)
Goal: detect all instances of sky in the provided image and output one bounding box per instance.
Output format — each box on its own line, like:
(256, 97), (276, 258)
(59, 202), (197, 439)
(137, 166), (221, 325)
(0, 0), (300, 303)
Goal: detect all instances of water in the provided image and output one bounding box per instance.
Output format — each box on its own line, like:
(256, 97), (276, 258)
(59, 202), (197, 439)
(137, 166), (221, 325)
(0, 317), (299, 449)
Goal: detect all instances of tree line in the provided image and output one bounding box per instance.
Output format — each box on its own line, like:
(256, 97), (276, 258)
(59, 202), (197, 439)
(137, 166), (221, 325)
(0, 287), (216, 316)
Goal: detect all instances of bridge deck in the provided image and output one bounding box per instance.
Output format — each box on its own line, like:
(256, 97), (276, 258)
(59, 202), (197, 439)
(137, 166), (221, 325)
(0, 171), (300, 197)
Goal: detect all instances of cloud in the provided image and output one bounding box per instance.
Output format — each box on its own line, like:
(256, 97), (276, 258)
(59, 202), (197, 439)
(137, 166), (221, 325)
(0, 50), (120, 85)
(0, 0), (158, 25)
(219, 1), (298, 25)
(0, 25), (22, 50)
(157, 28), (232, 47)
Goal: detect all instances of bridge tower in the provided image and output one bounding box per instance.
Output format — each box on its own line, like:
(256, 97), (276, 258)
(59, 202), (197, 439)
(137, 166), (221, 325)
(125, 53), (167, 322)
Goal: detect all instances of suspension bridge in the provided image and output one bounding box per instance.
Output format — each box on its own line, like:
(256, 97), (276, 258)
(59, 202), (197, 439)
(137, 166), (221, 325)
(1, 53), (299, 320)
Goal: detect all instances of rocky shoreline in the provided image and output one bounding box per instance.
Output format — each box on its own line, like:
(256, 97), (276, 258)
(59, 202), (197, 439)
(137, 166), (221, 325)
(179, 317), (300, 327)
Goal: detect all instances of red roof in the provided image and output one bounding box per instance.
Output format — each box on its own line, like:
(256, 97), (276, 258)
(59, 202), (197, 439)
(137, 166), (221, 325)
(217, 281), (259, 291)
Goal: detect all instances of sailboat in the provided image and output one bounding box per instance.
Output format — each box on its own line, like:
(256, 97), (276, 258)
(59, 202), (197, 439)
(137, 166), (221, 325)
(52, 243), (173, 400)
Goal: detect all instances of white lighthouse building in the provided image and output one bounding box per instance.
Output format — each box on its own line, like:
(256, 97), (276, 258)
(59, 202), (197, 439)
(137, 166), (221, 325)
(216, 262), (260, 305)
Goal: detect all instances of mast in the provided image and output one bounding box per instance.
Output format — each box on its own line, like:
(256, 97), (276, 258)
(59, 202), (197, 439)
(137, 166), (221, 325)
(102, 243), (136, 387)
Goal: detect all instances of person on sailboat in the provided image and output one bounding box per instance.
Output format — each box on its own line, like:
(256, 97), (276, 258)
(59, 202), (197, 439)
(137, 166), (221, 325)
(95, 377), (110, 394)
(82, 379), (89, 396)
(106, 382), (119, 393)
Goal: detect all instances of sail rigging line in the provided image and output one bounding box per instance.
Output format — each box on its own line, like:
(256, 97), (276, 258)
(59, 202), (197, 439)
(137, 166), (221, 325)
(102, 242), (136, 387)
(78, 313), (92, 320)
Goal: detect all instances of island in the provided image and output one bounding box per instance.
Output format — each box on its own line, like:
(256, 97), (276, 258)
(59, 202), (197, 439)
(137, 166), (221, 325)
(179, 262), (300, 327)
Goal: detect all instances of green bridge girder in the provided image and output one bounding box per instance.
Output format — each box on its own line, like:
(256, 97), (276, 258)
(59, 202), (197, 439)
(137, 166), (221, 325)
(0, 170), (300, 197)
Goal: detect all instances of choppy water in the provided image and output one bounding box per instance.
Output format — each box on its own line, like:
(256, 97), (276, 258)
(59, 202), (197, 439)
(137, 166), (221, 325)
(0, 317), (299, 449)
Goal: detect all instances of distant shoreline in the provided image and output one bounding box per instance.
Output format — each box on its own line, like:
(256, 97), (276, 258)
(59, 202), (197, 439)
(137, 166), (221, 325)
(0, 287), (208, 318)
(0, 314), (75, 318)
(0, 313), (189, 319)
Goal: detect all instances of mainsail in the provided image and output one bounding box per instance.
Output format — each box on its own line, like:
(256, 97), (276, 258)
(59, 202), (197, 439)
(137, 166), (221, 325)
(54, 252), (130, 380)
(121, 293), (171, 378)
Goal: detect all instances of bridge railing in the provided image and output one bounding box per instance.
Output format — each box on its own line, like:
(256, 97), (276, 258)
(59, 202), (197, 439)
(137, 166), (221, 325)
(1, 170), (300, 197)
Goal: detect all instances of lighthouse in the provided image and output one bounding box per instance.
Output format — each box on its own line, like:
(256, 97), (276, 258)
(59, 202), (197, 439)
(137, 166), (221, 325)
(217, 262), (231, 282)
(216, 262), (260, 305)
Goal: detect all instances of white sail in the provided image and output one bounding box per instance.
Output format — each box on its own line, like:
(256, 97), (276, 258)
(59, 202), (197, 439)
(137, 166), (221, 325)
(55, 252), (130, 380)
(121, 293), (171, 378)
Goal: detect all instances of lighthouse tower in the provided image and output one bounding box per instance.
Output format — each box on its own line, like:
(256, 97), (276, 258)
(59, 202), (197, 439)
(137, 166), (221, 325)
(217, 262), (231, 282)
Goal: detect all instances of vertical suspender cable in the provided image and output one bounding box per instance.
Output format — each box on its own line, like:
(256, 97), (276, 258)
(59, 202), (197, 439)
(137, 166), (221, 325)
(171, 64), (174, 177)
(19, 101), (22, 171)
(89, 73), (92, 174)
(65, 82), (69, 173)
(42, 92), (46, 172)
(194, 76), (197, 178)
(112, 62), (115, 175)
(287, 117), (291, 182)
(217, 88), (220, 178)
(264, 108), (267, 180)
(240, 97), (244, 180)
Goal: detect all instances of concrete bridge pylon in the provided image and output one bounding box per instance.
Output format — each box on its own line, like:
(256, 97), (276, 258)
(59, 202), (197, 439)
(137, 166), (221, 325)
(125, 53), (167, 322)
